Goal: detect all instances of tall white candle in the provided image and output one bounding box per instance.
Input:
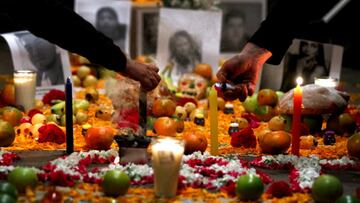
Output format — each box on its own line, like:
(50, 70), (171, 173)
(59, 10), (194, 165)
(151, 137), (184, 198)
(14, 70), (36, 111)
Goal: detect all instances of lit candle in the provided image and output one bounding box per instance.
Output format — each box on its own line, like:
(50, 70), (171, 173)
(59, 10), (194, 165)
(209, 86), (219, 156)
(13, 70), (36, 111)
(291, 77), (303, 156)
(314, 76), (338, 88)
(65, 77), (73, 154)
(151, 137), (184, 197)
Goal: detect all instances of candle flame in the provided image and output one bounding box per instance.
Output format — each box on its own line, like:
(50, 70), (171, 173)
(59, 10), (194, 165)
(296, 77), (303, 85)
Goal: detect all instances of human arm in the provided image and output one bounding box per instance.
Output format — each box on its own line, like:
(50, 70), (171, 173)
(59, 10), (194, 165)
(217, 0), (339, 101)
(1, 0), (160, 91)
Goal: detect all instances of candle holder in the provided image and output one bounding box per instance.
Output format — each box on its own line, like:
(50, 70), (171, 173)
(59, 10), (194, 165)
(151, 137), (184, 198)
(13, 70), (36, 111)
(314, 76), (339, 88)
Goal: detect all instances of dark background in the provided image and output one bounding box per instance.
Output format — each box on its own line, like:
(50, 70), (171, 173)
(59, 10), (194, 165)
(0, 0), (358, 69)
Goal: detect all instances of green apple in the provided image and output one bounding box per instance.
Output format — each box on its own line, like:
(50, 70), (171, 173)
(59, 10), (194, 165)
(242, 93), (258, 113)
(236, 174), (264, 201)
(60, 115), (76, 126)
(7, 167), (38, 193)
(312, 175), (343, 203)
(74, 100), (89, 112)
(276, 91), (285, 100)
(51, 102), (65, 116)
(102, 170), (130, 197)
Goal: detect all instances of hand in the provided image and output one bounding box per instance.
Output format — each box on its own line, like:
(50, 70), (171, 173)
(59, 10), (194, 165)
(216, 42), (272, 101)
(123, 59), (161, 91)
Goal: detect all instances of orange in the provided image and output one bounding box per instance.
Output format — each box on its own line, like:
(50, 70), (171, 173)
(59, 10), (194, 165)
(85, 127), (114, 150)
(193, 63), (213, 80)
(347, 133), (360, 159)
(153, 117), (177, 136)
(257, 89), (278, 107)
(259, 131), (291, 154)
(1, 83), (15, 106)
(152, 99), (176, 118)
(182, 132), (207, 154)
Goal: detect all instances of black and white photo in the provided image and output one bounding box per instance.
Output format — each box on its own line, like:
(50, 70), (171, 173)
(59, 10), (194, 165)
(15, 32), (64, 86)
(219, 0), (266, 54)
(156, 8), (222, 83)
(136, 7), (159, 56)
(1, 31), (71, 97)
(260, 39), (343, 91)
(75, 0), (131, 54)
(168, 30), (202, 76)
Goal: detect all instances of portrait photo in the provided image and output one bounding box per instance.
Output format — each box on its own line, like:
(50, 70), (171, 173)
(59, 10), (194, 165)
(260, 39), (343, 91)
(219, 0), (266, 54)
(135, 6), (159, 56)
(75, 0), (132, 54)
(1, 31), (71, 97)
(156, 8), (222, 83)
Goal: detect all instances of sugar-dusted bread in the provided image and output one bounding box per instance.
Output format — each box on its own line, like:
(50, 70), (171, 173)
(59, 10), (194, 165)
(279, 84), (348, 115)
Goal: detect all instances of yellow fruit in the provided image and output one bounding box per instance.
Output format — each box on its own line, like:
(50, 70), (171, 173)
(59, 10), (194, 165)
(0, 120), (15, 147)
(77, 65), (91, 80)
(31, 114), (47, 125)
(82, 75), (98, 88)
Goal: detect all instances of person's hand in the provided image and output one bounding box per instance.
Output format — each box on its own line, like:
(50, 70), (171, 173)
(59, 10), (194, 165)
(216, 42), (272, 101)
(122, 59), (161, 91)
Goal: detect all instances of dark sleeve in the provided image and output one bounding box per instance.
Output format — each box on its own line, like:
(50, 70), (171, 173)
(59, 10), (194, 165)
(2, 0), (127, 72)
(249, 0), (338, 65)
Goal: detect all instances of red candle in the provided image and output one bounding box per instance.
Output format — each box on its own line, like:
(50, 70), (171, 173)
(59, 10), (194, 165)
(291, 77), (303, 156)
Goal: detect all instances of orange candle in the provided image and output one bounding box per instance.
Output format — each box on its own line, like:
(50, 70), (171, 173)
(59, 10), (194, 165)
(291, 77), (303, 156)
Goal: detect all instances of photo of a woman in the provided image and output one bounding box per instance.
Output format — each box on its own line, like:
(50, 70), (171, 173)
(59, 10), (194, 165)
(281, 40), (328, 91)
(168, 30), (201, 77)
(95, 7), (127, 50)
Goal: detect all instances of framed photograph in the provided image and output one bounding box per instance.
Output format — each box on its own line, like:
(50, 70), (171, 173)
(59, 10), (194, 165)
(135, 6), (160, 56)
(260, 39), (344, 91)
(218, 0), (266, 55)
(75, 0), (132, 54)
(0, 31), (71, 98)
(156, 8), (222, 83)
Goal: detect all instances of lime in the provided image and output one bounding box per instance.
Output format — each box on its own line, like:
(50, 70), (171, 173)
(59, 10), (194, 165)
(102, 170), (130, 197)
(0, 181), (17, 199)
(312, 175), (343, 203)
(7, 167), (38, 193)
(335, 195), (360, 203)
(0, 194), (16, 203)
(236, 174), (264, 201)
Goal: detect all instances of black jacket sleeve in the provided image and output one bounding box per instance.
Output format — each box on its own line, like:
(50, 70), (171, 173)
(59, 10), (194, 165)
(249, 0), (338, 65)
(1, 0), (127, 72)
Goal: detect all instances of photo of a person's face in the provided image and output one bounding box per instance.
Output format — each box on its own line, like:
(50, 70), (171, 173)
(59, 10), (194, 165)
(301, 41), (320, 57)
(22, 36), (57, 71)
(169, 31), (201, 68)
(96, 7), (119, 36)
(224, 15), (246, 44)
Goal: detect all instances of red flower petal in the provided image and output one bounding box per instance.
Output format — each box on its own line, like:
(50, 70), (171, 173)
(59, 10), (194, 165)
(230, 127), (256, 148)
(266, 181), (293, 198)
(42, 89), (65, 105)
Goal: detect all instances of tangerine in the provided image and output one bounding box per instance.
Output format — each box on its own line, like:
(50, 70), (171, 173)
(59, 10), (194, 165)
(193, 63), (212, 80)
(153, 117), (177, 136)
(259, 131), (291, 154)
(182, 132), (207, 154)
